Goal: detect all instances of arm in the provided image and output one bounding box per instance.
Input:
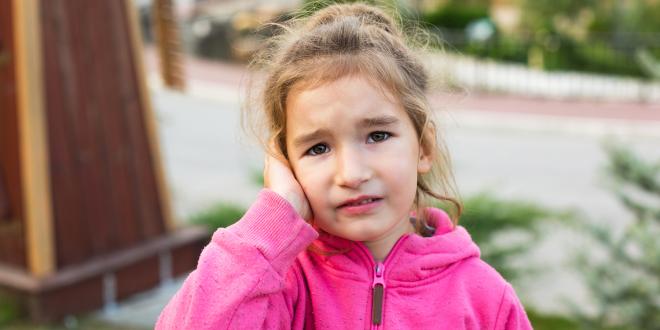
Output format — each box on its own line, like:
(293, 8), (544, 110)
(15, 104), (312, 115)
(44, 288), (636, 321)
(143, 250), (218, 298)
(494, 284), (533, 330)
(156, 189), (318, 329)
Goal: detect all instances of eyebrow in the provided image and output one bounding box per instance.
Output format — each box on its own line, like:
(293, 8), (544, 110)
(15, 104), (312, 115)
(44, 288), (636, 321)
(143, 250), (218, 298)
(360, 115), (400, 128)
(292, 129), (331, 149)
(291, 115), (400, 148)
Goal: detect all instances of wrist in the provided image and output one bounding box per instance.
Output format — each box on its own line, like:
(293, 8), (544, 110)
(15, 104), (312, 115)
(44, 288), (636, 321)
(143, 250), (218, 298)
(226, 189), (318, 269)
(270, 189), (303, 215)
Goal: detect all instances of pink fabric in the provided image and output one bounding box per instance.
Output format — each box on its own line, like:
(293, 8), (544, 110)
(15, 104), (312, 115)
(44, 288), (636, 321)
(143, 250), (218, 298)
(156, 189), (532, 329)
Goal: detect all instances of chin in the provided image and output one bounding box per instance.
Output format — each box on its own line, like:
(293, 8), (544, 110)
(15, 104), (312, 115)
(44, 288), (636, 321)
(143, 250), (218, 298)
(314, 213), (390, 241)
(333, 224), (387, 242)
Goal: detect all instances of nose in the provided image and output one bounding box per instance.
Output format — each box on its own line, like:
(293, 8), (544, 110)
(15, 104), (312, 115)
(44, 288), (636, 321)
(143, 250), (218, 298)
(334, 145), (371, 189)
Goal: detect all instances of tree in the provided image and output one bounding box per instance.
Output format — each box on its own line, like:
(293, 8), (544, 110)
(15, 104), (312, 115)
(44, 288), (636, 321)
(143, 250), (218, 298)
(571, 142), (660, 329)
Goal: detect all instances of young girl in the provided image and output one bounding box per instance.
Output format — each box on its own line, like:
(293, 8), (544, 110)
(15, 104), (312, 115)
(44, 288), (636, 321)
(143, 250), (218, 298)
(157, 3), (531, 329)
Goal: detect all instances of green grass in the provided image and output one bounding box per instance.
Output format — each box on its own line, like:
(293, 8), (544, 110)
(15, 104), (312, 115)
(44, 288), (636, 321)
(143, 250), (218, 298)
(0, 291), (20, 326)
(527, 308), (581, 330)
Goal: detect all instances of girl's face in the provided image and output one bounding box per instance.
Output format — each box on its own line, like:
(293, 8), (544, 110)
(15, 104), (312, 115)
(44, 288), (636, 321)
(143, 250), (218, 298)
(285, 75), (432, 243)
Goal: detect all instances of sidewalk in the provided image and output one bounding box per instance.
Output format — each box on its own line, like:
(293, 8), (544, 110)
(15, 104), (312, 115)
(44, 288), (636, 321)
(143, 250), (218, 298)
(143, 47), (660, 142)
(94, 51), (660, 328)
(143, 47), (660, 123)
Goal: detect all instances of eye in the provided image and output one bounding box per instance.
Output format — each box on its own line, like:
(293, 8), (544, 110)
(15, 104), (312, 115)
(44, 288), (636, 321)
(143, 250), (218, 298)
(305, 143), (330, 156)
(367, 131), (391, 143)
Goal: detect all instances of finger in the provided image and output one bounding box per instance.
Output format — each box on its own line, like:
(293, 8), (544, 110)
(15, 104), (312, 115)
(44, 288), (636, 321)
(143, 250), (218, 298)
(268, 137), (289, 164)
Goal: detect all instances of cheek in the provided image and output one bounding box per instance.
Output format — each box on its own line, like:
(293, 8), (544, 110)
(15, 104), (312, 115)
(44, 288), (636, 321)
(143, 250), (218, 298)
(292, 160), (330, 201)
(376, 143), (420, 196)
(378, 140), (420, 174)
(383, 159), (418, 193)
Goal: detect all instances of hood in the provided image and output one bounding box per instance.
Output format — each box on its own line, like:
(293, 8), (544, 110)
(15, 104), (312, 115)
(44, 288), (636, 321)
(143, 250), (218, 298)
(308, 208), (481, 284)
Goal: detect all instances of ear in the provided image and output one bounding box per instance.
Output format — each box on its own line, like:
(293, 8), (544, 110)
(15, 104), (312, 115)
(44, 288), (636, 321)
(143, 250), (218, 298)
(417, 126), (435, 174)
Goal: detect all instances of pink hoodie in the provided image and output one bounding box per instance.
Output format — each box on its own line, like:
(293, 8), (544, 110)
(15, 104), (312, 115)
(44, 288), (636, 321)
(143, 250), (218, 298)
(157, 189), (532, 329)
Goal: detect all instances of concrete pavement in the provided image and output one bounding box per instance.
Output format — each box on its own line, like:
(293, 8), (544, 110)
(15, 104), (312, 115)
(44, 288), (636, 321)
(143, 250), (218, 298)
(95, 56), (660, 327)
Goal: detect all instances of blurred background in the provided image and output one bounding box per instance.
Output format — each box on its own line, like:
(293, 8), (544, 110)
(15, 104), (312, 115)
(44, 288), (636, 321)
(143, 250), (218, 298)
(1, 0), (659, 329)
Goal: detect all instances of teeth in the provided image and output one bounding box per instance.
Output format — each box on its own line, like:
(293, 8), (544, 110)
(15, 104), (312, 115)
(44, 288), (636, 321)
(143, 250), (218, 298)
(349, 198), (375, 206)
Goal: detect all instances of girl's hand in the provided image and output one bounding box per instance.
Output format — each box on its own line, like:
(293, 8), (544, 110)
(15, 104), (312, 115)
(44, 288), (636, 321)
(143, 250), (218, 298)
(263, 144), (312, 221)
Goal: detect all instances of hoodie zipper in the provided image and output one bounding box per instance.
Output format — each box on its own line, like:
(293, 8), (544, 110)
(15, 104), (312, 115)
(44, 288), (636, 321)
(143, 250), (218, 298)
(371, 262), (385, 330)
(359, 234), (411, 330)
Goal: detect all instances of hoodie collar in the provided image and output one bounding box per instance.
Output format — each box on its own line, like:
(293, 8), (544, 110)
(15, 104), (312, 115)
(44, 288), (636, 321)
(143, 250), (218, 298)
(310, 208), (481, 283)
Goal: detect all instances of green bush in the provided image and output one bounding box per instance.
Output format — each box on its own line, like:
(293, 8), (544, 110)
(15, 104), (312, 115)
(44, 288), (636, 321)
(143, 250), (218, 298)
(549, 39), (645, 77)
(437, 192), (554, 281)
(191, 203), (247, 231)
(526, 308), (581, 330)
(512, 0), (659, 78)
(451, 31), (651, 78)
(569, 142), (660, 329)
(300, 0), (399, 18)
(422, 3), (489, 30)
(465, 35), (528, 63)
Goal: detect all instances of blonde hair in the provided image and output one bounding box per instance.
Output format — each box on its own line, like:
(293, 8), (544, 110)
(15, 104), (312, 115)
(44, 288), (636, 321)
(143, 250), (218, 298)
(243, 2), (463, 230)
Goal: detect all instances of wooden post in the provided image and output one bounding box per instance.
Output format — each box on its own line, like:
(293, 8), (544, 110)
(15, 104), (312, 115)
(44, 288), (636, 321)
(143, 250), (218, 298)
(125, 0), (176, 232)
(13, 0), (55, 278)
(153, 0), (185, 91)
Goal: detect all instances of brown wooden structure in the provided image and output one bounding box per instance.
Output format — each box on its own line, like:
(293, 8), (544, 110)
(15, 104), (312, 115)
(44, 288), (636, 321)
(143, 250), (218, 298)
(0, 0), (207, 321)
(153, 0), (186, 91)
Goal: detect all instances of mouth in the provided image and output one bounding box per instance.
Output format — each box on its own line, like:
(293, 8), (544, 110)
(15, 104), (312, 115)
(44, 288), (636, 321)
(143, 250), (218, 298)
(338, 196), (383, 208)
(337, 196), (383, 216)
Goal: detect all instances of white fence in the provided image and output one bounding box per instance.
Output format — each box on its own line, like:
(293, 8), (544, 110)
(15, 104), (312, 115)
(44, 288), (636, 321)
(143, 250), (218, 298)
(425, 52), (660, 103)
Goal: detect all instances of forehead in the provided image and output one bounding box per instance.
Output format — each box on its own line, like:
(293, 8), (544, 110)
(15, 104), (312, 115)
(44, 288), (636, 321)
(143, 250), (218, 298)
(286, 75), (404, 127)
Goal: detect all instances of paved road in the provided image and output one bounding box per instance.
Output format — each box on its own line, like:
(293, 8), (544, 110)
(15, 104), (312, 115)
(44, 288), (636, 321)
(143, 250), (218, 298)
(96, 57), (660, 327)
(143, 47), (660, 122)
(152, 82), (660, 222)
(150, 79), (659, 312)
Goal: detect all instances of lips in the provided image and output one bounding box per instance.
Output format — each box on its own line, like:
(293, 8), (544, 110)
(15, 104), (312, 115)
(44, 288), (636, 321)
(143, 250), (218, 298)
(338, 195), (383, 208)
(337, 195), (384, 216)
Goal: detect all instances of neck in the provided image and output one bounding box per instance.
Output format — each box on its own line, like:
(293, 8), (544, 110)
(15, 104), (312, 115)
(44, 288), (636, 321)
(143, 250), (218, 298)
(363, 216), (415, 262)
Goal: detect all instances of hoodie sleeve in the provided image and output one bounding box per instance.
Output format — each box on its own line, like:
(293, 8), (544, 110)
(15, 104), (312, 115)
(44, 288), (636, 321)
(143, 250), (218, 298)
(156, 189), (319, 330)
(494, 284), (533, 330)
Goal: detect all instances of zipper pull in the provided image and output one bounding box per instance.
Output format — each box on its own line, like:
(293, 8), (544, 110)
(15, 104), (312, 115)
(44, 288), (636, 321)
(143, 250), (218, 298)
(371, 262), (385, 326)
